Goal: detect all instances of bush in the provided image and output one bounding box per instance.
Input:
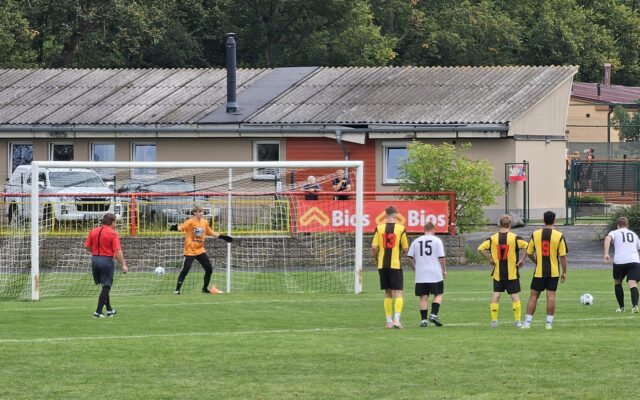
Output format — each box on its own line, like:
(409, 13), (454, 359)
(606, 204), (640, 233)
(572, 194), (605, 204)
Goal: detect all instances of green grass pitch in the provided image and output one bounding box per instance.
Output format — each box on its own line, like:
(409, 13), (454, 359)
(1, 268), (638, 399)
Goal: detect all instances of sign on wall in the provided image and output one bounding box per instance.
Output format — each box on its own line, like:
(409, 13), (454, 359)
(296, 200), (450, 233)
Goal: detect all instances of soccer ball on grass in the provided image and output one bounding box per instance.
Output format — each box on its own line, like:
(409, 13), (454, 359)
(154, 266), (165, 276)
(580, 293), (594, 305)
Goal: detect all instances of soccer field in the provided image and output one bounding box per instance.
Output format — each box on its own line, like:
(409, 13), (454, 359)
(1, 268), (638, 400)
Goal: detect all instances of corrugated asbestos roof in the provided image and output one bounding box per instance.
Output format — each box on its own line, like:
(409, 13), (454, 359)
(571, 82), (640, 104)
(0, 65), (577, 126)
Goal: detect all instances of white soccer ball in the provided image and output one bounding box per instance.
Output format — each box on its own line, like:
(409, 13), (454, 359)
(154, 266), (165, 276)
(580, 293), (594, 305)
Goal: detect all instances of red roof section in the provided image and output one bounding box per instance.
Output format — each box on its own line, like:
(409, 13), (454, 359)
(572, 82), (640, 104)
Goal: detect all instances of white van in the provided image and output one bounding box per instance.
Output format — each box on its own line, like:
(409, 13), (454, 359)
(5, 166), (122, 224)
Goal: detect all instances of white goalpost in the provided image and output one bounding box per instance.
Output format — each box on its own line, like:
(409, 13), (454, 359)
(8, 160), (364, 300)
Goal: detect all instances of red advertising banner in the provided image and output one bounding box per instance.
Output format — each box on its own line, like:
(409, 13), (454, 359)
(295, 200), (450, 233)
(508, 164), (527, 182)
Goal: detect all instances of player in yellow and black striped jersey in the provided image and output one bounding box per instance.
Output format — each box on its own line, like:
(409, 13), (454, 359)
(477, 214), (528, 328)
(523, 211), (568, 329)
(372, 206), (409, 329)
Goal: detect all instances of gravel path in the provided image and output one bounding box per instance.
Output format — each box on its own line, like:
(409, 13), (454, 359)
(463, 224), (610, 269)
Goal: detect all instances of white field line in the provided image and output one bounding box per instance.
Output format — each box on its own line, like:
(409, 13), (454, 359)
(0, 289), (620, 312)
(0, 315), (638, 345)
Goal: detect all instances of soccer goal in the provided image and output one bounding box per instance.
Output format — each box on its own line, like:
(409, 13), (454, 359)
(0, 160), (363, 300)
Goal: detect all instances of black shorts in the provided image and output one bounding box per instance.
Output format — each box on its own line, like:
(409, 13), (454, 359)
(493, 279), (521, 294)
(415, 281), (444, 296)
(379, 268), (403, 290)
(92, 255), (115, 287)
(530, 276), (559, 292)
(613, 262), (640, 282)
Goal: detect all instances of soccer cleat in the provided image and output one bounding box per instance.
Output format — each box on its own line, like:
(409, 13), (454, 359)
(515, 321), (523, 329)
(392, 320), (403, 329)
(385, 322), (394, 329)
(429, 316), (443, 327)
(545, 323), (553, 330)
(93, 312), (105, 319)
(420, 320), (428, 328)
(209, 286), (224, 294)
(616, 307), (625, 313)
(174, 290), (180, 295)
(521, 324), (531, 329)
(490, 320), (498, 328)
(107, 310), (117, 318)
(633, 306), (639, 313)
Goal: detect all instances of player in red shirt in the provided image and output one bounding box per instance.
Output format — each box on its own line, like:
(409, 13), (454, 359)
(85, 213), (128, 318)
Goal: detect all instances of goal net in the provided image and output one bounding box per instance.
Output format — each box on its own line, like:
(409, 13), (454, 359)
(0, 161), (363, 300)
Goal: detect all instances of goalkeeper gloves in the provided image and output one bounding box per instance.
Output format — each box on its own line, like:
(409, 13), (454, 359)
(169, 224), (178, 231)
(218, 235), (233, 243)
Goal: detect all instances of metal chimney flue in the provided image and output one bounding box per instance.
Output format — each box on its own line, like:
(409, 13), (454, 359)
(226, 33), (238, 113)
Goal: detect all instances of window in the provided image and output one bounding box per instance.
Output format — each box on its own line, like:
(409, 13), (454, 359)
(9, 143), (33, 174)
(253, 141), (281, 180)
(91, 143), (116, 180)
(50, 143), (74, 161)
(132, 143), (157, 177)
(91, 143), (115, 162)
(383, 143), (408, 184)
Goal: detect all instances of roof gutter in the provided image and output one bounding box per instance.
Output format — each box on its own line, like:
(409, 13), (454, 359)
(0, 123), (509, 135)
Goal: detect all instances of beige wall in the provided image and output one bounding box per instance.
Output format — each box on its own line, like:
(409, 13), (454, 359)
(509, 79), (573, 137)
(1, 137), (286, 183)
(566, 99), (618, 142)
(373, 137), (567, 221)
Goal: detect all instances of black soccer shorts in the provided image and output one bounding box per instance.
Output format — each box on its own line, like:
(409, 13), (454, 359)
(379, 268), (403, 290)
(613, 262), (640, 282)
(493, 279), (521, 294)
(530, 276), (559, 292)
(415, 281), (444, 296)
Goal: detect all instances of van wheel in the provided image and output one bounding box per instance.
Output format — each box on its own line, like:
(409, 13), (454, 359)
(42, 204), (53, 227)
(8, 203), (20, 226)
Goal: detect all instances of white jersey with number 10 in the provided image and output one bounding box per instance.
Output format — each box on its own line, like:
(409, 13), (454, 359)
(608, 228), (640, 264)
(407, 234), (445, 283)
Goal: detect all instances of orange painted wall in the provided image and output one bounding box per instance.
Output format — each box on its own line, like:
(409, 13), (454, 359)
(286, 138), (376, 193)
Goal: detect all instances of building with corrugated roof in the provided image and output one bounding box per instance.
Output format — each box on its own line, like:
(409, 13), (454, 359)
(0, 65), (577, 220)
(568, 63), (640, 143)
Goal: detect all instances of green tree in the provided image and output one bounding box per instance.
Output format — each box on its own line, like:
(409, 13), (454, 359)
(0, 0), (37, 67)
(218, 0), (396, 67)
(397, 142), (503, 233)
(611, 103), (640, 142)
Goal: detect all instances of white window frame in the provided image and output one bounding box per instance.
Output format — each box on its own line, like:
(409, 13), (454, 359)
(91, 142), (116, 181)
(382, 142), (409, 184)
(131, 142), (157, 177)
(90, 142), (116, 163)
(49, 142), (74, 161)
(8, 142), (33, 176)
(252, 140), (281, 180)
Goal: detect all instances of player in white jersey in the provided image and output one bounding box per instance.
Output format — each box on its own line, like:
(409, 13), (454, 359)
(407, 222), (447, 327)
(603, 217), (640, 313)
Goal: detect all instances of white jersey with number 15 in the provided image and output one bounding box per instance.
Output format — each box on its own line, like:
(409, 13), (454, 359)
(407, 234), (445, 283)
(608, 228), (640, 264)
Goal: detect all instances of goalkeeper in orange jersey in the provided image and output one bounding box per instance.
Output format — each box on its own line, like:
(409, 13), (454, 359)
(170, 205), (232, 294)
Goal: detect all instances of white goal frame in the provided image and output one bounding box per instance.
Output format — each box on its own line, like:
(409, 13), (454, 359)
(29, 160), (364, 300)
